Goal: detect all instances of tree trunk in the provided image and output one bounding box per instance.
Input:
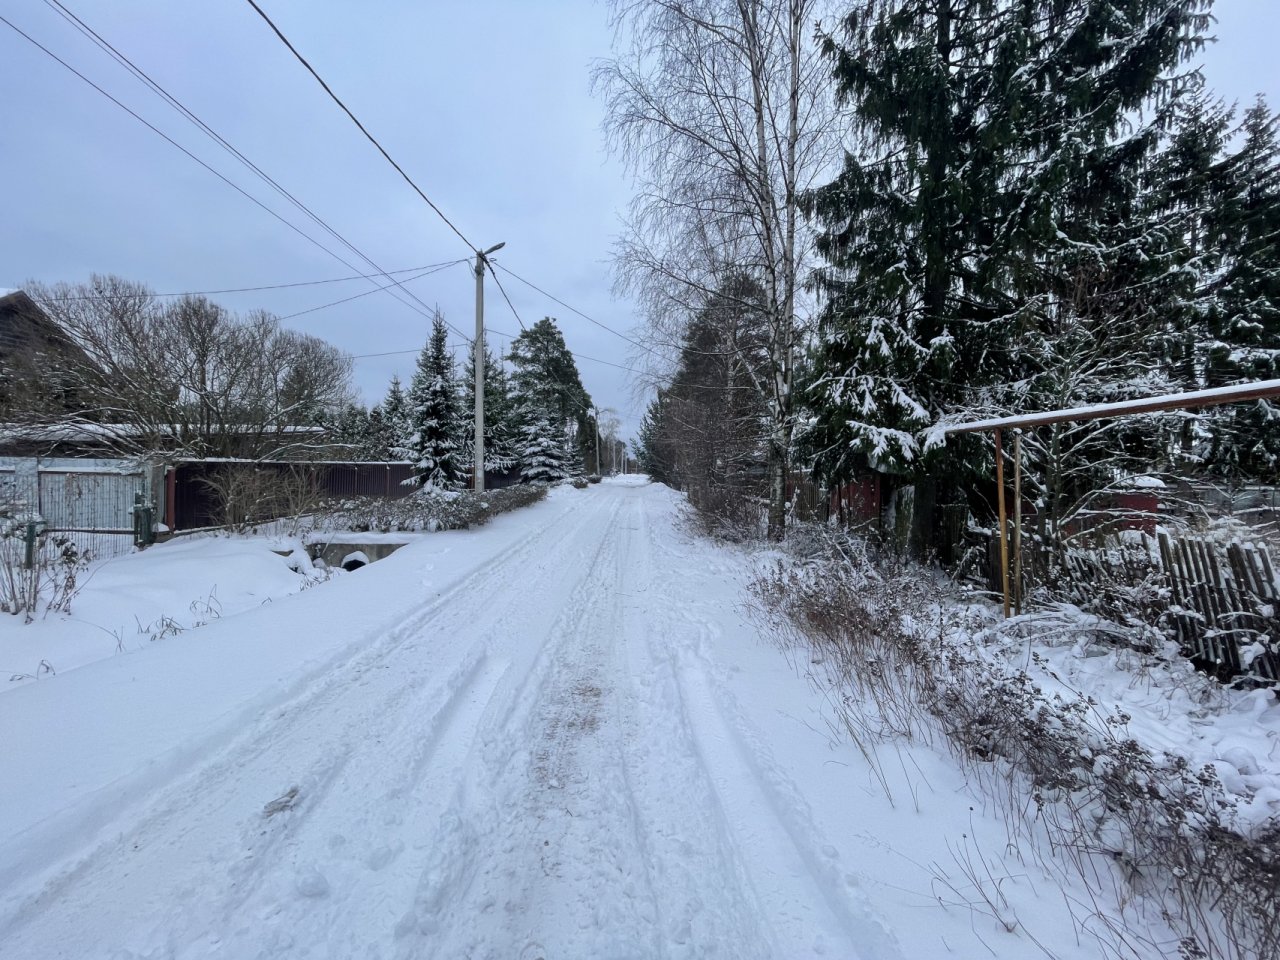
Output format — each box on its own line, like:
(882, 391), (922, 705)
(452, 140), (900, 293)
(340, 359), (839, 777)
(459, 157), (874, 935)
(767, 437), (787, 541)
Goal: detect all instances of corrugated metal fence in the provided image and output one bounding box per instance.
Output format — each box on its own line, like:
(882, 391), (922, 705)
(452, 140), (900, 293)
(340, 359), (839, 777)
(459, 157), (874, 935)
(168, 460), (418, 531)
(0, 457), (154, 560)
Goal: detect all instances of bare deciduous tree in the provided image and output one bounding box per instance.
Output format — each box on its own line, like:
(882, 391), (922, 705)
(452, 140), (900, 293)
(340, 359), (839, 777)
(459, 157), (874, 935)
(596, 0), (839, 538)
(20, 275), (354, 459)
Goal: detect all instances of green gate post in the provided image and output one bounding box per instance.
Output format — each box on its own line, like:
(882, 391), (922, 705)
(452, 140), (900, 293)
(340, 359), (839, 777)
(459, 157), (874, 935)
(23, 521), (37, 570)
(133, 492), (155, 547)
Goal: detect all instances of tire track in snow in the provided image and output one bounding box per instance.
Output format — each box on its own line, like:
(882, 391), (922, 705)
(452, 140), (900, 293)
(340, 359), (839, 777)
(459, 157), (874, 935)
(612, 492), (780, 959)
(632, 491), (903, 959)
(0, 492), (623, 959)
(391, 493), (658, 958)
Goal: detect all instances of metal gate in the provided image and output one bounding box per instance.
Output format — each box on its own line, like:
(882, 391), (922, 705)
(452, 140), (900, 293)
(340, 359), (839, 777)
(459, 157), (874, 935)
(0, 457), (154, 560)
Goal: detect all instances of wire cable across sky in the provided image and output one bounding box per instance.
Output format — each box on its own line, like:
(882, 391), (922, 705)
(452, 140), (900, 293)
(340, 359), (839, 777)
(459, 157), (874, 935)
(243, 0), (478, 257)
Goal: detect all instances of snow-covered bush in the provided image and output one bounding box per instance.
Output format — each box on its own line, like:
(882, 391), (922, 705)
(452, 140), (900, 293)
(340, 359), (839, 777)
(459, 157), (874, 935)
(314, 484), (547, 534)
(752, 525), (1280, 960)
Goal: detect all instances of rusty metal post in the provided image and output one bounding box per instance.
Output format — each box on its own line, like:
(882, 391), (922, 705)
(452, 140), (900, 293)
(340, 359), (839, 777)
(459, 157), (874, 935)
(1013, 429), (1023, 615)
(995, 428), (1011, 618)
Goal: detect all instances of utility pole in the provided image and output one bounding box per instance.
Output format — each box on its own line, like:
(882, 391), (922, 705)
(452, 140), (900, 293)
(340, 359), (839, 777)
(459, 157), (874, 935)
(473, 241), (505, 492)
(593, 406), (601, 476)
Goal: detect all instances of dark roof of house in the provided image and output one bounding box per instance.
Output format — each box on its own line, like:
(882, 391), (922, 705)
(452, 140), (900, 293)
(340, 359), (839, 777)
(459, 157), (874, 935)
(0, 290), (76, 357)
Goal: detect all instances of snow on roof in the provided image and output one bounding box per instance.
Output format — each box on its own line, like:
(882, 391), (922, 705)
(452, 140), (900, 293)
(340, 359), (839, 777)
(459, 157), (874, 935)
(1119, 474), (1167, 490)
(941, 378), (1280, 435)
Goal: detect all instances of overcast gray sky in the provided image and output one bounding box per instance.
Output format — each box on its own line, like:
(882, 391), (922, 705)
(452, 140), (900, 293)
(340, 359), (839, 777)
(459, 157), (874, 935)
(2, 1), (1277, 440)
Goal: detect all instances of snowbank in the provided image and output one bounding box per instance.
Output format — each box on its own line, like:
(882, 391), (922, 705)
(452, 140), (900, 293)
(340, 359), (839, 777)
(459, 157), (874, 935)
(0, 535), (329, 686)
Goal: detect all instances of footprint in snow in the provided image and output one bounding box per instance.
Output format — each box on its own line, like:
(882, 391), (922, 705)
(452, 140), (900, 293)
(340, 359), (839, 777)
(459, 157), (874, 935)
(294, 866), (330, 899)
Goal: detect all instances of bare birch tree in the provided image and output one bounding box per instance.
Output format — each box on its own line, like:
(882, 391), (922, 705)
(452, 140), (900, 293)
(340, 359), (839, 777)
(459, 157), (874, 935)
(596, 0), (838, 539)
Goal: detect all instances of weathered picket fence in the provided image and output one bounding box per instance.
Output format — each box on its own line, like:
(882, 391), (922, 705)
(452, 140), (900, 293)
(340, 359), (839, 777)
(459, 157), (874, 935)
(1156, 532), (1279, 681)
(990, 530), (1280, 682)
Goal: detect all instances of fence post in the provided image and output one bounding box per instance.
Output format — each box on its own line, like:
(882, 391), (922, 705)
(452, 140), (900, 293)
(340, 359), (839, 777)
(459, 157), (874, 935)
(133, 491), (155, 547)
(995, 428), (1011, 618)
(23, 521), (38, 570)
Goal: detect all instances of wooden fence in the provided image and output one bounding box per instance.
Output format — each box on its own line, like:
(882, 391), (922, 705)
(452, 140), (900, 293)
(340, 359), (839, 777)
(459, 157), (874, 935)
(1157, 533), (1279, 680)
(989, 531), (1280, 682)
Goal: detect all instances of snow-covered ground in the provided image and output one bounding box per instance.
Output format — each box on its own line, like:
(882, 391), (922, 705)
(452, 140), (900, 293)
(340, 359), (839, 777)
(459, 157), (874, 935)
(2, 535), (332, 685)
(0, 478), (1229, 958)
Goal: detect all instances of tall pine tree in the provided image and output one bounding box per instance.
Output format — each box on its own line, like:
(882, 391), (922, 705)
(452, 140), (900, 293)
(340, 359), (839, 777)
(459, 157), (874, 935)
(382, 374), (410, 460)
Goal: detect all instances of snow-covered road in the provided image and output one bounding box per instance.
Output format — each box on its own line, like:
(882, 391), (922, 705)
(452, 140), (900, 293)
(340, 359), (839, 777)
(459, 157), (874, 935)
(0, 480), (897, 960)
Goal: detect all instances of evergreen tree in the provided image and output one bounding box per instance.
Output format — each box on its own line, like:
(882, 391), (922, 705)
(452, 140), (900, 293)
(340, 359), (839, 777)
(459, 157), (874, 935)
(381, 375), (411, 460)
(362, 403), (393, 460)
(459, 341), (518, 471)
(407, 314), (462, 489)
(516, 411), (571, 484)
(327, 403), (371, 459)
(507, 317), (593, 481)
(635, 397), (668, 483)
(638, 278), (770, 509)
(1203, 96), (1280, 478)
(806, 0), (1211, 550)
(508, 317), (591, 428)
(565, 422), (587, 479)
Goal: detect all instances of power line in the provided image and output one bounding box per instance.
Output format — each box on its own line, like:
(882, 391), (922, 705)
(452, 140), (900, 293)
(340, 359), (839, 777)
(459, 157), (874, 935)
(36, 262), (456, 300)
(18, 3), (443, 325)
(494, 261), (736, 363)
(276, 260), (466, 320)
(487, 267), (528, 332)
(243, 0), (477, 256)
(237, 3), (643, 366)
(1, 14), (354, 285)
(350, 337), (640, 374)
(492, 262), (653, 355)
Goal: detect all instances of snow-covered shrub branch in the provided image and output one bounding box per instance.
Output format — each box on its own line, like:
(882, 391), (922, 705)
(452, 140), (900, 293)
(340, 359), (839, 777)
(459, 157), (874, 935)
(751, 528), (1279, 960)
(0, 519), (85, 623)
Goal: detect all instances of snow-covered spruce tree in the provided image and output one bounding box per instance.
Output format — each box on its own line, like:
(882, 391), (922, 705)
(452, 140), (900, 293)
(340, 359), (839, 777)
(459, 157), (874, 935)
(508, 317), (591, 429)
(361, 404), (387, 460)
(381, 374), (411, 460)
(564, 425), (587, 480)
(507, 317), (593, 479)
(325, 403), (371, 459)
(516, 409), (572, 484)
(407, 314), (462, 489)
(805, 0), (1211, 554)
(1201, 97), (1280, 480)
(458, 341), (518, 474)
(635, 397), (669, 484)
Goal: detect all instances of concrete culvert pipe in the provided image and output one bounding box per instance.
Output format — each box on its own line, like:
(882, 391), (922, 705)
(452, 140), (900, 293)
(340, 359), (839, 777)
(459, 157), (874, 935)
(341, 551), (370, 572)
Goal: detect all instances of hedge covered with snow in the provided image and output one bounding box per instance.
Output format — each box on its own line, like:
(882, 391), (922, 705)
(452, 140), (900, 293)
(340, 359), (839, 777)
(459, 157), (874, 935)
(314, 484), (548, 534)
